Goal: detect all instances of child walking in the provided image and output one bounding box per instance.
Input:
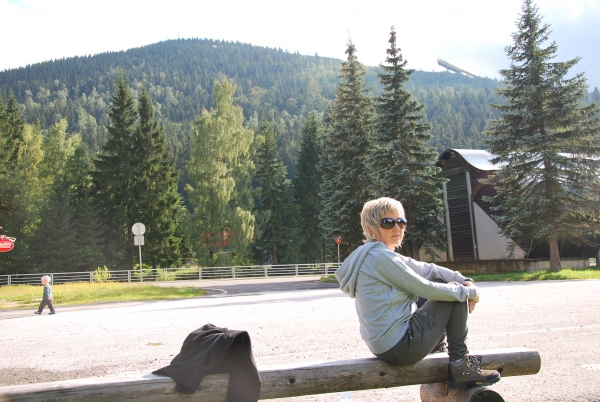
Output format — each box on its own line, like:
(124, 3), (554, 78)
(34, 275), (56, 315)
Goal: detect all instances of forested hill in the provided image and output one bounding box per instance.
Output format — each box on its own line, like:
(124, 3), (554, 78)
(0, 37), (503, 161)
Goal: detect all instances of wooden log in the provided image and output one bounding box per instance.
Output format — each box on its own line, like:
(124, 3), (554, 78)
(0, 348), (540, 401)
(420, 383), (505, 402)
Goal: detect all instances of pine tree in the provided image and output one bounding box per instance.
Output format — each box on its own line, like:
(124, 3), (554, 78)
(185, 79), (255, 266)
(129, 85), (183, 268)
(59, 143), (105, 271)
(28, 189), (81, 273)
(3, 92), (24, 167)
(319, 38), (375, 259)
(254, 116), (297, 264)
(0, 96), (11, 168)
(592, 87), (600, 104)
(292, 112), (324, 263)
(485, 0), (600, 271)
(92, 73), (137, 268)
(28, 120), (107, 272)
(370, 27), (446, 260)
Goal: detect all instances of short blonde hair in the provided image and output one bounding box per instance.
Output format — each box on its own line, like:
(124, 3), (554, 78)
(361, 197), (405, 243)
(41, 275), (51, 284)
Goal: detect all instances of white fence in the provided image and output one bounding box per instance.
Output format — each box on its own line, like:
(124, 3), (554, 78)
(0, 263), (341, 286)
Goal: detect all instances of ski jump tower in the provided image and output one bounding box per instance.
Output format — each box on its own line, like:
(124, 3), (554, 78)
(437, 58), (477, 78)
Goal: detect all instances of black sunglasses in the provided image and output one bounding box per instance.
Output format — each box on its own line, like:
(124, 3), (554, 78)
(379, 217), (408, 229)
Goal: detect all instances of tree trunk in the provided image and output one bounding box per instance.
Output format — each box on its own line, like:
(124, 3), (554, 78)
(420, 383), (505, 402)
(411, 238), (421, 261)
(548, 237), (562, 272)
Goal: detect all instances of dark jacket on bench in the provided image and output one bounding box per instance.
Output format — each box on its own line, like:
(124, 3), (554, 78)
(154, 323), (261, 401)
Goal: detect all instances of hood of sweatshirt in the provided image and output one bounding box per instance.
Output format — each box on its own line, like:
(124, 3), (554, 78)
(334, 241), (379, 298)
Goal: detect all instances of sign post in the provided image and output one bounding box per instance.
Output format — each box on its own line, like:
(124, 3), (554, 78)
(333, 235), (343, 264)
(132, 223), (146, 282)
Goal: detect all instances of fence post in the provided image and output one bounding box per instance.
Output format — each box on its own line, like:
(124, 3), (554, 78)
(295, 264), (298, 276)
(128, 270), (131, 283)
(325, 263), (328, 275)
(199, 267), (202, 280)
(50, 273), (54, 284)
(8, 275), (11, 286)
(232, 266), (235, 279)
(89, 272), (93, 283)
(264, 265), (268, 278)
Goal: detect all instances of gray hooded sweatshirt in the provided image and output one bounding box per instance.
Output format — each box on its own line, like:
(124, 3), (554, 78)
(335, 241), (477, 355)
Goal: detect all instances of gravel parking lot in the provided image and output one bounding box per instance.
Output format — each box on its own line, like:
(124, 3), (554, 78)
(1, 278), (599, 401)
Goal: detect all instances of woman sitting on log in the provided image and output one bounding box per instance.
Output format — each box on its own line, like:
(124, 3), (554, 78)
(335, 197), (500, 389)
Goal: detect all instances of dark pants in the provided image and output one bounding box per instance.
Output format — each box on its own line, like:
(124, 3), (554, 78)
(37, 299), (55, 313)
(375, 299), (469, 365)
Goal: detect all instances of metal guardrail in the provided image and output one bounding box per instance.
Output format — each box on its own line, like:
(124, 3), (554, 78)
(0, 263), (341, 286)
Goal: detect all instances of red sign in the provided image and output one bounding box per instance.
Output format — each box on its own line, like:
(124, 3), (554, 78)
(334, 236), (343, 245)
(0, 235), (15, 252)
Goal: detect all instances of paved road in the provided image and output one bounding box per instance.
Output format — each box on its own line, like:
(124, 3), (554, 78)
(0, 276), (337, 320)
(1, 278), (600, 401)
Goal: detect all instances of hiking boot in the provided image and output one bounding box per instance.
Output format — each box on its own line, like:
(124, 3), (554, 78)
(447, 355), (500, 389)
(49, 311), (56, 315)
(34, 311), (41, 315)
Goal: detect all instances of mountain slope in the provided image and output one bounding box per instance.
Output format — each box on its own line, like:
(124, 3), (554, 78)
(0, 38), (502, 159)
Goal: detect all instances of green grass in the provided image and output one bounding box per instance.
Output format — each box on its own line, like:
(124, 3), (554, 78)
(469, 266), (600, 282)
(0, 282), (206, 311)
(320, 266), (600, 284)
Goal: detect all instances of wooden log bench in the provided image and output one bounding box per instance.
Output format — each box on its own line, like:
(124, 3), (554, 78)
(0, 347), (540, 402)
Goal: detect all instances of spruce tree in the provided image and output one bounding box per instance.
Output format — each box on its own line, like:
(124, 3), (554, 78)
(3, 92), (24, 167)
(319, 38), (375, 259)
(92, 73), (137, 268)
(27, 119), (107, 272)
(130, 85), (183, 268)
(0, 96), (11, 168)
(59, 143), (105, 271)
(485, 0), (600, 271)
(592, 87), (600, 103)
(292, 112), (324, 263)
(370, 27), (446, 260)
(254, 116), (297, 264)
(28, 189), (81, 273)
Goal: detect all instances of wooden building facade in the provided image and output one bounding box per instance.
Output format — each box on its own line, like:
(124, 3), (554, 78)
(426, 149), (599, 264)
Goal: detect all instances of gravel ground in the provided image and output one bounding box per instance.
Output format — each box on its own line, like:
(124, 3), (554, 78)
(1, 279), (600, 401)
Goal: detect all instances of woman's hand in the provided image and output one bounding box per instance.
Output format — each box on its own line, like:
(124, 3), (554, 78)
(463, 280), (479, 314)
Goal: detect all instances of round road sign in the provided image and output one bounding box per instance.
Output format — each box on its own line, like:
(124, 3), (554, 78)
(132, 222), (146, 236)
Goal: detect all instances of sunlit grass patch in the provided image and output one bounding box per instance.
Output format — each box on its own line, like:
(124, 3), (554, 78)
(0, 282), (206, 311)
(470, 266), (600, 282)
(320, 267), (600, 284)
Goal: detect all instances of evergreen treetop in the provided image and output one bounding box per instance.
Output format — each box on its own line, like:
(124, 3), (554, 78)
(92, 73), (138, 268)
(130, 85), (183, 268)
(292, 112), (324, 263)
(319, 38), (375, 258)
(370, 28), (446, 260)
(254, 115), (296, 264)
(485, 0), (600, 271)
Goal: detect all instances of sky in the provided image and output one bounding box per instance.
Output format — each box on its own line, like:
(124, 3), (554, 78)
(2, 0), (600, 90)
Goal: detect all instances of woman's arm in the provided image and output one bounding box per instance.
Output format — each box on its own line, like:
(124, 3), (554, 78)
(371, 251), (478, 302)
(398, 254), (469, 284)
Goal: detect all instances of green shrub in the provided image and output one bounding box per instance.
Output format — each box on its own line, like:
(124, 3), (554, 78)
(93, 266), (112, 283)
